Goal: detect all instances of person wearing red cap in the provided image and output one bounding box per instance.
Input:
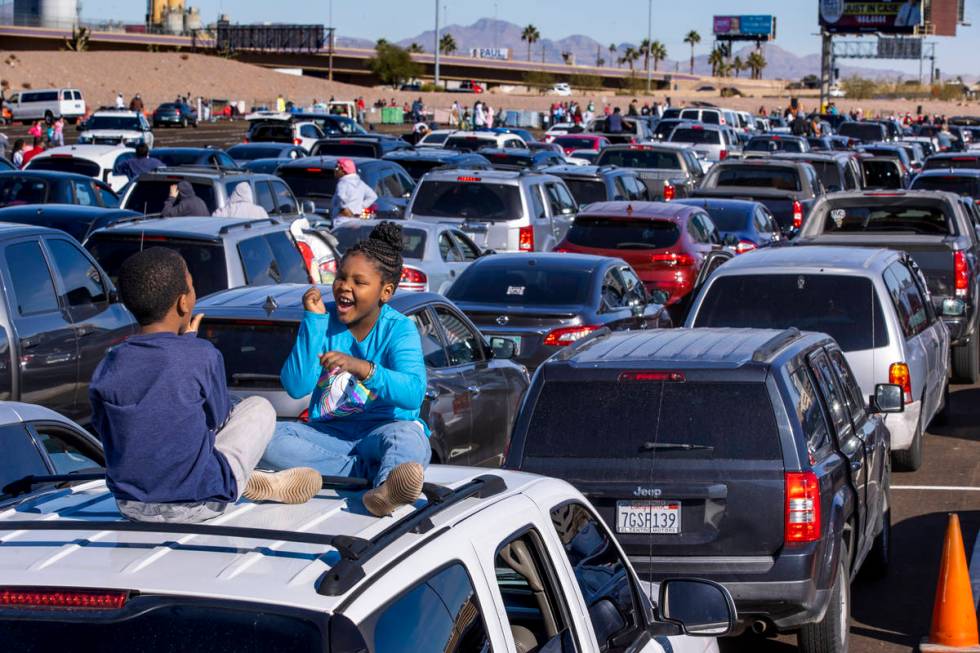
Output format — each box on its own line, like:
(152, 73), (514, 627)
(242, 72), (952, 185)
(331, 158), (378, 221)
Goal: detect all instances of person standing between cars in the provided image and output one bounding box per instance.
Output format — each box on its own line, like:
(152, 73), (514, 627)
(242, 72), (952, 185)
(276, 94), (286, 113)
(116, 143), (164, 181)
(9, 139), (25, 168)
(20, 137), (44, 168)
(331, 158), (378, 220)
(89, 248), (322, 523)
(115, 93), (125, 109)
(212, 182), (269, 219)
(51, 117), (64, 147)
(161, 180), (209, 217)
(129, 94), (144, 113)
(262, 222), (430, 517)
(607, 106), (625, 133)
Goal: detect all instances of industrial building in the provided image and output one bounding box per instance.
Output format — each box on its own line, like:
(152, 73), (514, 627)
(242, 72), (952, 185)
(8, 0), (78, 28)
(146, 0), (200, 35)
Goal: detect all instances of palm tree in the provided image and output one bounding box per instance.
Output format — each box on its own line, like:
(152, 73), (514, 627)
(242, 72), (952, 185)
(609, 43), (618, 67)
(639, 38), (651, 80)
(707, 46), (725, 77)
(439, 33), (457, 55)
(746, 50), (767, 80)
(407, 42), (424, 54)
(620, 46), (640, 74)
(596, 57), (605, 68)
(650, 40), (667, 72)
(683, 30), (701, 75)
(521, 24), (540, 62)
(733, 55), (744, 78)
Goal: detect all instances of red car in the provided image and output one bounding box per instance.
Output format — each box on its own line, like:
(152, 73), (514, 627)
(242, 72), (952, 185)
(550, 134), (611, 156)
(556, 201), (723, 305)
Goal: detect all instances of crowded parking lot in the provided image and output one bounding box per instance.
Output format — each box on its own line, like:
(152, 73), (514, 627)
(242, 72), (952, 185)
(0, 72), (979, 653)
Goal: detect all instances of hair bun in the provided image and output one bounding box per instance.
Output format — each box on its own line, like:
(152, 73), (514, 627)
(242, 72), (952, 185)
(370, 221), (403, 252)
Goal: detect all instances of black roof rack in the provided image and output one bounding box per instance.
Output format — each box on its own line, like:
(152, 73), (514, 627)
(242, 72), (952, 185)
(0, 473), (507, 598)
(217, 217), (278, 234)
(752, 327), (803, 363)
(154, 164), (247, 175)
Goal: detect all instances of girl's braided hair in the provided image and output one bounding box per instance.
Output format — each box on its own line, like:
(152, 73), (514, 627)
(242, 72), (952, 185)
(344, 221), (404, 290)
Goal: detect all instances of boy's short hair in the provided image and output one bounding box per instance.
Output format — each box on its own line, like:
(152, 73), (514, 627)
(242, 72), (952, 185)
(118, 248), (189, 326)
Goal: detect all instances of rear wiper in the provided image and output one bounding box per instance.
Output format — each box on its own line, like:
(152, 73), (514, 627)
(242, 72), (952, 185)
(2, 472), (106, 499)
(230, 373), (281, 384)
(639, 442), (714, 453)
(616, 242), (658, 249)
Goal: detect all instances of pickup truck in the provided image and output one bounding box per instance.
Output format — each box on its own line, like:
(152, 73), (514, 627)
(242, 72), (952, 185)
(0, 464), (736, 653)
(594, 143), (705, 200)
(691, 159), (824, 237)
(796, 189), (980, 382)
(0, 225), (135, 425)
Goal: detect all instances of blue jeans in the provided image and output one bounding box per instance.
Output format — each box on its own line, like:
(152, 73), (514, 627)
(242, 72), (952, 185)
(260, 420), (430, 487)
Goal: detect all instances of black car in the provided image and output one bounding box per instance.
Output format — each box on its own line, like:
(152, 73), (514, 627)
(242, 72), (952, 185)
(909, 168), (980, 201)
(150, 147), (237, 169)
(195, 284), (530, 467)
(836, 121), (888, 144)
(0, 204), (141, 243)
(673, 198), (781, 253)
(505, 327), (899, 653)
(0, 170), (119, 209)
(226, 143), (308, 164)
(539, 164), (650, 205)
(310, 136), (411, 159)
(382, 149), (492, 182)
(445, 253), (670, 371)
(479, 147), (565, 171)
(772, 152), (865, 192)
(152, 102), (198, 128)
(276, 156), (415, 221)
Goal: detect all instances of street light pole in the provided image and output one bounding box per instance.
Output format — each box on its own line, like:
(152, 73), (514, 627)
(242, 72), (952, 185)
(434, 0), (441, 87)
(327, 0), (334, 81)
(646, 0), (652, 93)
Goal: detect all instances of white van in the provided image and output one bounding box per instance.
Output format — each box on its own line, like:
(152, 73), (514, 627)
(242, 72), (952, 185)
(9, 88), (86, 124)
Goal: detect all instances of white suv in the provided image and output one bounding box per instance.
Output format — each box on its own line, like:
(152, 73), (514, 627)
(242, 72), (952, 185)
(77, 109), (155, 149)
(0, 466), (734, 652)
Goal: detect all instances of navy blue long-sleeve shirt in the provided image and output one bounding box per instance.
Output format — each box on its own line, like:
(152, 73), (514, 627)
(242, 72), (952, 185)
(89, 332), (237, 503)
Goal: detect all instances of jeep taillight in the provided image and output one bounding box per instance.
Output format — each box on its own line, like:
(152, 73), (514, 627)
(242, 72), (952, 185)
(785, 471), (820, 543)
(954, 250), (969, 298)
(519, 226), (534, 252)
(792, 200), (803, 230)
(663, 181), (676, 201)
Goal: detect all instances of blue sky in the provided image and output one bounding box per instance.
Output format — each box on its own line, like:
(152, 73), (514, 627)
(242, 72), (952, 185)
(84, 0), (980, 76)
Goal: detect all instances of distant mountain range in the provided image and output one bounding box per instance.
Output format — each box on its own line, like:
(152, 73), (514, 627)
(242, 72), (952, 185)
(337, 17), (934, 82)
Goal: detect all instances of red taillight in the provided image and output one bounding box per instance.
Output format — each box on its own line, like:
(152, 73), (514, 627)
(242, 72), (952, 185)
(650, 252), (694, 267)
(175, 109), (182, 116)
(719, 149), (728, 161)
(519, 226), (534, 252)
(298, 408), (309, 422)
(242, 137), (249, 144)
(0, 588), (128, 610)
(363, 204), (377, 217)
(792, 200), (803, 230)
(400, 266), (427, 291)
(305, 167), (322, 173)
(954, 250), (970, 298)
(296, 241), (315, 282)
(294, 138), (303, 145)
(543, 325), (600, 347)
(662, 181), (676, 201)
(784, 472), (821, 543)
(457, 176), (481, 182)
(889, 362), (913, 404)
(619, 371), (685, 382)
(735, 240), (757, 255)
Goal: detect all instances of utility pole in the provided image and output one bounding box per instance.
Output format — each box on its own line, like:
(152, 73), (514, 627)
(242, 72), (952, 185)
(646, 0), (652, 93)
(819, 30), (832, 112)
(434, 0), (441, 87)
(327, 0), (334, 81)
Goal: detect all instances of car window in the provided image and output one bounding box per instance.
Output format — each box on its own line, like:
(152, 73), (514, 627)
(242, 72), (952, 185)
(550, 502), (641, 652)
(367, 563), (491, 653)
(809, 351), (853, 440)
(97, 183), (118, 208)
(531, 185), (548, 219)
(299, 125), (319, 139)
(71, 180), (97, 207)
(449, 231), (480, 261)
(215, 152), (236, 168)
(31, 426), (102, 474)
(434, 306), (484, 366)
(601, 268), (626, 309)
(827, 347), (867, 425)
(620, 267), (646, 303)
(883, 266), (916, 338)
(787, 366), (832, 454)
(409, 309), (449, 368)
(270, 180), (297, 214)
(263, 231), (309, 285)
(626, 175), (648, 200)
(46, 238), (108, 312)
(253, 181), (277, 214)
(700, 213), (720, 244)
(238, 236), (283, 286)
(5, 241), (59, 316)
(438, 232), (461, 263)
(891, 262), (929, 337)
(0, 424), (49, 499)
(611, 177), (628, 201)
(380, 172), (408, 198)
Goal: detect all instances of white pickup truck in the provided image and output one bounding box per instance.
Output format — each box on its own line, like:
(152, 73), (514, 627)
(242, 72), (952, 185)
(0, 465), (735, 652)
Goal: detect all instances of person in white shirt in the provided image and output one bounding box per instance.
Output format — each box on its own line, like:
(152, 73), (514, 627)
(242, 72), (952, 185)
(115, 93), (125, 109)
(331, 158), (378, 221)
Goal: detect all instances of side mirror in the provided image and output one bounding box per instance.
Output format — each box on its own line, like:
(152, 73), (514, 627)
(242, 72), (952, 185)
(488, 336), (517, 360)
(658, 578), (736, 637)
(870, 383), (904, 414)
(301, 200), (317, 215)
(649, 289), (670, 305)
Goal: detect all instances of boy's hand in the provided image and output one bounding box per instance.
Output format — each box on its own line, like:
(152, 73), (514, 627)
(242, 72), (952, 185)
(168, 183), (179, 199)
(303, 286), (326, 314)
(319, 351), (372, 380)
(181, 313), (204, 335)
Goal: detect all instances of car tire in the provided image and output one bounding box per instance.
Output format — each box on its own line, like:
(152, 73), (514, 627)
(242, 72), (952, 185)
(798, 545), (850, 653)
(892, 409), (923, 472)
(861, 502), (891, 579)
(951, 338), (978, 384)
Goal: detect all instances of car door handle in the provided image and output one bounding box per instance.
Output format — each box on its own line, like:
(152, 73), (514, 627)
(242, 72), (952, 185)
(466, 385), (481, 396)
(21, 336), (41, 350)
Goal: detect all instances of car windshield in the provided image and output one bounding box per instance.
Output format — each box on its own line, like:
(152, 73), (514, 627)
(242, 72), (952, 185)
(713, 166), (801, 191)
(201, 320), (299, 389)
(277, 169), (340, 199)
(923, 157), (980, 171)
(565, 216), (680, 249)
(746, 139), (804, 153)
(419, 132), (449, 145)
(124, 180), (217, 213)
(248, 124), (293, 142)
(393, 159), (444, 181)
(27, 157), (101, 178)
(669, 129), (721, 145)
(313, 142), (379, 158)
(805, 160), (843, 191)
(818, 202), (954, 235)
(448, 265), (593, 305)
(562, 179), (608, 205)
(595, 149), (682, 169)
(411, 180), (523, 221)
(838, 123), (884, 141)
(228, 145), (288, 161)
(153, 151), (207, 166)
(334, 225), (426, 259)
(444, 136), (497, 152)
(0, 177), (53, 206)
(88, 116), (142, 130)
(911, 176), (980, 198)
(653, 121), (683, 140)
(87, 236), (228, 297)
(524, 381), (781, 460)
(484, 151), (531, 168)
(553, 136), (593, 149)
(693, 274), (889, 352)
(862, 161), (904, 189)
(697, 206), (751, 231)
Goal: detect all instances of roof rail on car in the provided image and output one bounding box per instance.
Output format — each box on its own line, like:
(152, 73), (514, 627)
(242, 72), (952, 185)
(217, 217), (278, 234)
(0, 473), (507, 598)
(752, 327), (803, 363)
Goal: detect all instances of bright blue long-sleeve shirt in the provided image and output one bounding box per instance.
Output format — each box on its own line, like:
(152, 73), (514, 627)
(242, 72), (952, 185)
(281, 303), (428, 436)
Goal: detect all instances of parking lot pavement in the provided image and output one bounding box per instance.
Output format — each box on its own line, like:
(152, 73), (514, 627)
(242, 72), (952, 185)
(722, 382), (980, 653)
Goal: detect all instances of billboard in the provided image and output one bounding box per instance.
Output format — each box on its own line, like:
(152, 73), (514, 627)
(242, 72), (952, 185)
(713, 15), (776, 39)
(469, 47), (511, 61)
(216, 23), (325, 52)
(819, 0), (924, 34)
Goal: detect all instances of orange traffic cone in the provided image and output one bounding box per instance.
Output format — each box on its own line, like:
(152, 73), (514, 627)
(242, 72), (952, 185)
(920, 514), (980, 652)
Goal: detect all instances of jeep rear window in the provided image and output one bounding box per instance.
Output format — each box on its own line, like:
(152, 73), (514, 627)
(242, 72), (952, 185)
(411, 180), (523, 221)
(595, 150), (682, 169)
(694, 275), (889, 352)
(562, 179), (607, 205)
(712, 166), (801, 191)
(86, 236), (228, 298)
(124, 180), (217, 214)
(565, 217), (680, 249)
(817, 202), (953, 235)
(201, 320), (298, 388)
(27, 157), (102, 178)
(524, 381), (781, 459)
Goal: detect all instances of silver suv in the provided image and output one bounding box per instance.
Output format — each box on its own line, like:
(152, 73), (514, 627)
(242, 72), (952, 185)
(404, 169), (578, 252)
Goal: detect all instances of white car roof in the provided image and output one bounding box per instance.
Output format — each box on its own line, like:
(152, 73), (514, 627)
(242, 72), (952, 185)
(0, 467), (563, 613)
(29, 144), (130, 165)
(245, 111), (293, 122)
(711, 245), (899, 277)
(0, 401), (80, 427)
(92, 110), (141, 117)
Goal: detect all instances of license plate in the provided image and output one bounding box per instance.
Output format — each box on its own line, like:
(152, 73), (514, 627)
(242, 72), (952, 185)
(616, 500), (681, 534)
(490, 335), (521, 354)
